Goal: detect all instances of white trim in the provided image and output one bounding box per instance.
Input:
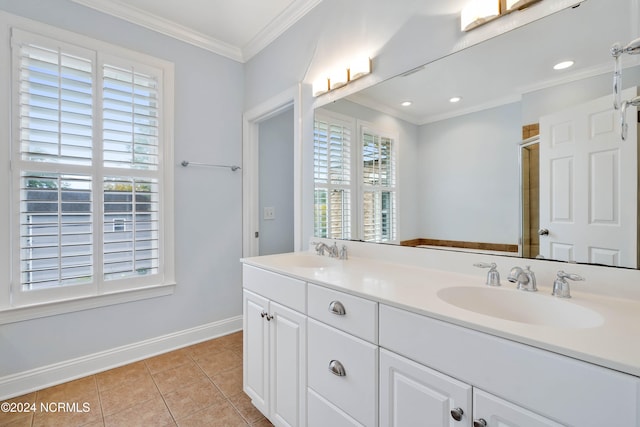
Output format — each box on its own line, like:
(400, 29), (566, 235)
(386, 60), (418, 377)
(0, 315), (242, 401)
(0, 283), (175, 325)
(70, 0), (323, 63)
(242, 0), (323, 61)
(243, 86), (303, 257)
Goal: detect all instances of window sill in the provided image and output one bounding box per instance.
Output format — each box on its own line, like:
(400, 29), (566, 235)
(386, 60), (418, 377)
(0, 283), (176, 325)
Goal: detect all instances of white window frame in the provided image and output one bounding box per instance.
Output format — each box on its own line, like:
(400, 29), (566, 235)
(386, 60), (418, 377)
(0, 12), (175, 324)
(358, 122), (399, 243)
(313, 110), (400, 243)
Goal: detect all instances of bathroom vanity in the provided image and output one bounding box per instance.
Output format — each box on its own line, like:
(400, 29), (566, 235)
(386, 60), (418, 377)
(241, 245), (640, 427)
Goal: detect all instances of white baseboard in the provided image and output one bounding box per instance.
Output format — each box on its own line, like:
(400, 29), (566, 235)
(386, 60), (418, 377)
(0, 315), (243, 400)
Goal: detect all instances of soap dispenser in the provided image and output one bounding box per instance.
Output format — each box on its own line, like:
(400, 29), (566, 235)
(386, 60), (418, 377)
(473, 263), (501, 286)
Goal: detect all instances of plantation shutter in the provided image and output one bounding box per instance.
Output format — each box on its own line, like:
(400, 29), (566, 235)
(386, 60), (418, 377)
(362, 130), (397, 242)
(314, 117), (352, 239)
(14, 30), (96, 292)
(12, 29), (165, 302)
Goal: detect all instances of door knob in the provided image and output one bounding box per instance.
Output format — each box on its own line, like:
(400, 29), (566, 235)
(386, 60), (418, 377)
(538, 228), (549, 236)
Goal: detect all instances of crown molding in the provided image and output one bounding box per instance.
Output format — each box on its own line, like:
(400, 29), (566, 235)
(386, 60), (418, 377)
(242, 0), (323, 61)
(71, 0), (244, 62)
(71, 0), (322, 63)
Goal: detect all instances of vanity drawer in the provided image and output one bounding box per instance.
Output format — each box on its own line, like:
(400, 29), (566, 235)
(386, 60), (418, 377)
(242, 264), (306, 313)
(307, 388), (363, 427)
(307, 283), (378, 343)
(307, 319), (378, 427)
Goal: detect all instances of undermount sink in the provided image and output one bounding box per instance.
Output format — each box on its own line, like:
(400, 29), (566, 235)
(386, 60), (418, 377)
(272, 253), (341, 269)
(437, 286), (604, 328)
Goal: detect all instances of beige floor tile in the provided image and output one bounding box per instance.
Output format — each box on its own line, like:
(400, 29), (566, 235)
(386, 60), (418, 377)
(32, 395), (102, 427)
(193, 349), (242, 377)
(96, 361), (150, 392)
(145, 348), (192, 375)
(162, 377), (225, 421)
(103, 396), (174, 427)
(210, 366), (243, 398)
(99, 374), (161, 416)
(185, 340), (227, 360)
(152, 360), (206, 395)
(0, 392), (36, 427)
(228, 392), (264, 424)
(176, 400), (247, 427)
(36, 377), (97, 403)
(250, 417), (274, 427)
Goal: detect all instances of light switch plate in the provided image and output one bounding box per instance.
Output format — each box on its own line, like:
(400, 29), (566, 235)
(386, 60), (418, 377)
(264, 206), (275, 220)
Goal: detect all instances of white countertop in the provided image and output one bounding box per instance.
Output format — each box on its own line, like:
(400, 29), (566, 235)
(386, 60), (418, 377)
(242, 251), (640, 378)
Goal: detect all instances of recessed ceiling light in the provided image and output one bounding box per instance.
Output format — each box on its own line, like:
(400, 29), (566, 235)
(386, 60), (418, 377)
(401, 101), (412, 107)
(553, 60), (574, 70)
(449, 96), (462, 103)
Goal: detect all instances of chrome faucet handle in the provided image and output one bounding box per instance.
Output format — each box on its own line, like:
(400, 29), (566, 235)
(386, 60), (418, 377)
(311, 241), (326, 255)
(474, 263), (501, 287)
(339, 245), (348, 260)
(552, 270), (585, 298)
(330, 242), (339, 258)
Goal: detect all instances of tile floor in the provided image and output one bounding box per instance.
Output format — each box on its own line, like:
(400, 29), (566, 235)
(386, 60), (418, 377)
(0, 331), (273, 427)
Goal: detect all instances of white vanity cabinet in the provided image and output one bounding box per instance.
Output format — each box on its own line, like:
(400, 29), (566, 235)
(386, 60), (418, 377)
(379, 304), (640, 427)
(306, 284), (379, 426)
(243, 265), (307, 427)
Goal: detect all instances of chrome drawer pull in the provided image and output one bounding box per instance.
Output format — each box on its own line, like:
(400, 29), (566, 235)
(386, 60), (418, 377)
(328, 301), (346, 316)
(328, 360), (346, 377)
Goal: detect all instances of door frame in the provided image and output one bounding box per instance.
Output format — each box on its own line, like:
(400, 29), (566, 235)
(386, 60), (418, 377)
(242, 85), (303, 257)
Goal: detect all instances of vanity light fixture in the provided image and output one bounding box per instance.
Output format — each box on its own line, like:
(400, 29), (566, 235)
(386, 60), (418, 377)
(461, 0), (543, 32)
(450, 96), (462, 103)
(329, 68), (349, 90)
(553, 60), (574, 70)
(505, 0), (542, 12)
(401, 101), (412, 107)
(313, 57), (372, 97)
(461, 0), (500, 32)
(312, 77), (330, 97)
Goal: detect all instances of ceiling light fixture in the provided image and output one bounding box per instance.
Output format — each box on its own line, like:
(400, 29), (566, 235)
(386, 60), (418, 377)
(450, 96), (462, 103)
(553, 60), (574, 70)
(401, 101), (412, 107)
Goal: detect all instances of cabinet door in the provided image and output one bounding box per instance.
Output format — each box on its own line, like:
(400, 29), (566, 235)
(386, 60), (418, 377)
(473, 389), (563, 427)
(243, 290), (270, 416)
(380, 349), (472, 427)
(269, 301), (307, 427)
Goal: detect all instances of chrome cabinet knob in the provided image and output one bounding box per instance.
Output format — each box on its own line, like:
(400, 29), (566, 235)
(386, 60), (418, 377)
(260, 310), (267, 318)
(265, 313), (273, 321)
(450, 407), (464, 421)
(538, 228), (549, 236)
(473, 419), (488, 427)
(328, 360), (346, 377)
(328, 300), (346, 316)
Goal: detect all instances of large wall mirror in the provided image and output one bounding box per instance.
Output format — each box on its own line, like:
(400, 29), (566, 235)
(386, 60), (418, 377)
(313, 0), (640, 269)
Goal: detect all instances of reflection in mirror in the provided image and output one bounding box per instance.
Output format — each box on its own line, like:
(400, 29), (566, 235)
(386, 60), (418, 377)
(312, 0), (640, 269)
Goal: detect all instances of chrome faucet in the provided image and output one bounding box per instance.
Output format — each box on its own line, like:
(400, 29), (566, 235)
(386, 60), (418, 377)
(473, 263), (501, 286)
(312, 241), (347, 259)
(507, 266), (537, 292)
(552, 271), (584, 298)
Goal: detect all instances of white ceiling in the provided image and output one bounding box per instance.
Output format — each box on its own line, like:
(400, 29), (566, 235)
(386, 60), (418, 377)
(71, 0), (322, 62)
(347, 0), (636, 124)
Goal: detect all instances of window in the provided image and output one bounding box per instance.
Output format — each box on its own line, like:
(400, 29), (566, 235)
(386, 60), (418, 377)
(361, 127), (397, 242)
(313, 114), (353, 239)
(3, 23), (174, 314)
(313, 112), (398, 243)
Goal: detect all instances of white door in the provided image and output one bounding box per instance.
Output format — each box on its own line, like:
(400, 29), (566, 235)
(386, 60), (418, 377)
(539, 88), (638, 267)
(269, 301), (306, 427)
(243, 290), (270, 416)
(473, 389), (563, 427)
(379, 349), (472, 427)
